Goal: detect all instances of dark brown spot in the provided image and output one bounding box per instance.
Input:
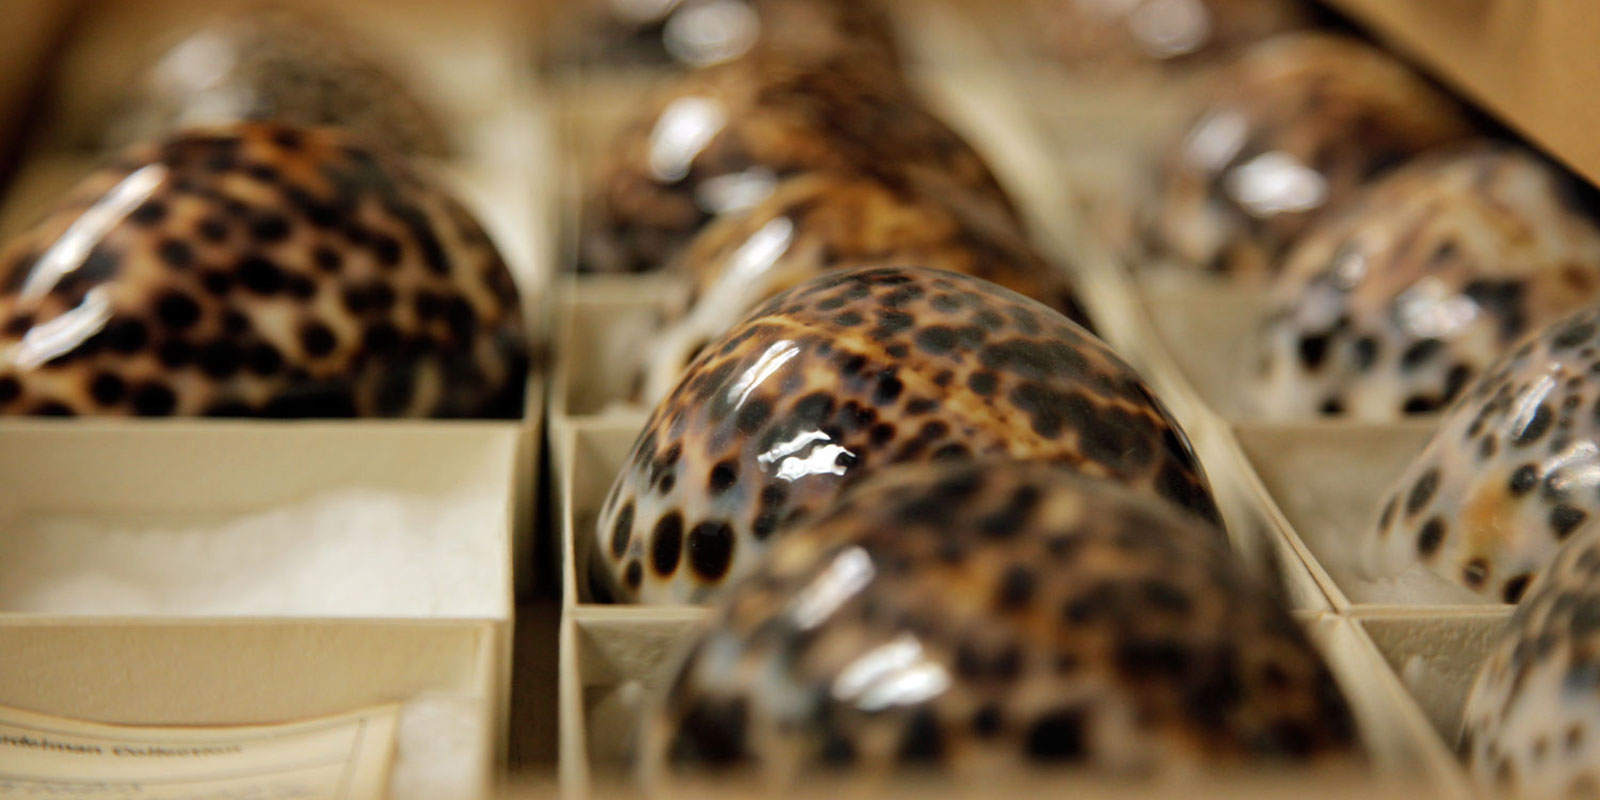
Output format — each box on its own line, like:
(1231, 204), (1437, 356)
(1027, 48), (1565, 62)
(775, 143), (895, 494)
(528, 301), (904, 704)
(996, 565), (1035, 609)
(1502, 573), (1532, 603)
(130, 382), (177, 416)
(1401, 338), (1444, 370)
(967, 371), (998, 396)
(1417, 518), (1446, 558)
(1552, 505), (1589, 539)
(609, 502), (634, 559)
(1025, 707), (1087, 762)
(708, 460), (738, 495)
(1513, 404), (1554, 446)
(688, 521), (734, 581)
(157, 238), (194, 269)
(1510, 464), (1540, 495)
(88, 373), (125, 406)
(249, 212), (291, 243)
(1406, 468), (1440, 516)
(299, 322), (337, 357)
(154, 291), (201, 330)
(313, 246), (343, 272)
(238, 255), (284, 294)
(651, 512), (684, 577)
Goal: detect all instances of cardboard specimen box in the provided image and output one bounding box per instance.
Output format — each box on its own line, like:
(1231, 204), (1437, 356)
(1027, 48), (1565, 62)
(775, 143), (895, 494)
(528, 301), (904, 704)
(0, 422), (526, 798)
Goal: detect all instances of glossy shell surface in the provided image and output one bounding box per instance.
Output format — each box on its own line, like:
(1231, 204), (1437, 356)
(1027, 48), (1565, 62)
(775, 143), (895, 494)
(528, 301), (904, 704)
(0, 123), (525, 417)
(1461, 524), (1600, 797)
(1143, 33), (1472, 280)
(580, 54), (1014, 274)
(595, 266), (1218, 604)
(641, 460), (1359, 785)
(574, 0), (901, 69)
(639, 172), (1090, 402)
(1252, 144), (1600, 420)
(1367, 310), (1600, 602)
(1036, 0), (1309, 72)
(107, 8), (447, 156)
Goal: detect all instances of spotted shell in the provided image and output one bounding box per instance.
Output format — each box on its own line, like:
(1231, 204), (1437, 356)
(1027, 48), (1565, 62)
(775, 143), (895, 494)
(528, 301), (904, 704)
(579, 53), (1015, 274)
(1252, 144), (1600, 421)
(638, 172), (1091, 402)
(105, 7), (448, 156)
(581, 0), (902, 70)
(639, 460), (1359, 786)
(1035, 0), (1310, 72)
(1142, 33), (1472, 280)
(0, 122), (525, 418)
(594, 266), (1218, 604)
(1461, 524), (1600, 796)
(1365, 310), (1600, 602)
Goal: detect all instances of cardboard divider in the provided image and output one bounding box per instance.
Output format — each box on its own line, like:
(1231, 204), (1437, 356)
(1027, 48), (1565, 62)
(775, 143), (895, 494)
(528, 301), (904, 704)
(1354, 608), (1513, 749)
(1231, 422), (1503, 611)
(0, 422), (526, 797)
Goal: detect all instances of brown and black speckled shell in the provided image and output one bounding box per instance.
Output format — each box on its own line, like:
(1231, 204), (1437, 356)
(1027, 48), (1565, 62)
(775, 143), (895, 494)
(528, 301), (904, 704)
(580, 52), (1016, 274)
(641, 460), (1359, 786)
(1035, 0), (1310, 73)
(1461, 524), (1600, 798)
(0, 122), (525, 418)
(1366, 309), (1600, 603)
(639, 172), (1092, 402)
(595, 266), (1218, 604)
(1252, 143), (1600, 421)
(563, 0), (902, 71)
(1143, 33), (1472, 280)
(106, 7), (448, 156)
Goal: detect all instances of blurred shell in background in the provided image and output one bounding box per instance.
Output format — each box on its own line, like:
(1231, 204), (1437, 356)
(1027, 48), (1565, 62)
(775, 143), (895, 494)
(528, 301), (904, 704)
(579, 54), (1014, 274)
(1142, 33), (1473, 281)
(554, 0), (901, 71)
(641, 461), (1359, 786)
(103, 5), (449, 157)
(1036, 0), (1311, 73)
(638, 171), (1090, 402)
(1252, 144), (1600, 421)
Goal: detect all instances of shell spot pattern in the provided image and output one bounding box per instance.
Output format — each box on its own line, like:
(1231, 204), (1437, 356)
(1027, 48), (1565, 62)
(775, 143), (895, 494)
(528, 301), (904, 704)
(1253, 144), (1600, 421)
(1461, 524), (1600, 798)
(640, 461), (1360, 786)
(639, 172), (1091, 402)
(1366, 308), (1600, 600)
(0, 122), (526, 418)
(1143, 33), (1472, 281)
(594, 266), (1219, 605)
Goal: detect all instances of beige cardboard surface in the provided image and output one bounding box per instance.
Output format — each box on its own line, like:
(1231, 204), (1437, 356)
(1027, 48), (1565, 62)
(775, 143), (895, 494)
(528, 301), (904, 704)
(0, 621), (484, 726)
(1233, 423), (1505, 611)
(1356, 610), (1513, 746)
(1324, 0), (1600, 190)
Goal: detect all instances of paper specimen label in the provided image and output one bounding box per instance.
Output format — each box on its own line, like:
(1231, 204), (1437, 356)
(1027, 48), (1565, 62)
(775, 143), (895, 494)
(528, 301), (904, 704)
(0, 702), (397, 799)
